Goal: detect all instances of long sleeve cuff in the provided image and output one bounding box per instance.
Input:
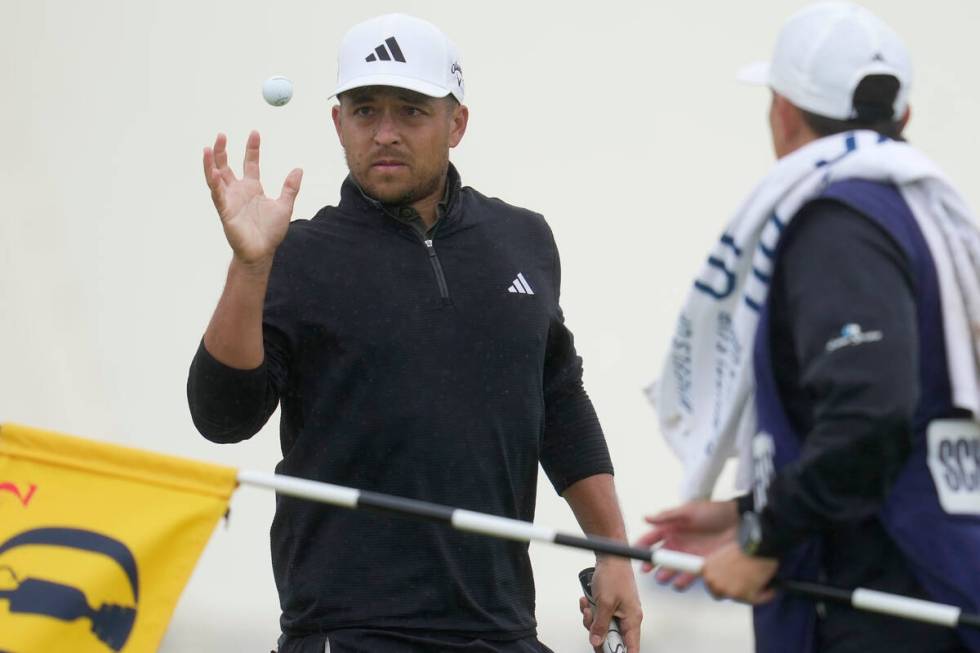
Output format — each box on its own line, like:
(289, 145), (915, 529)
(187, 340), (276, 443)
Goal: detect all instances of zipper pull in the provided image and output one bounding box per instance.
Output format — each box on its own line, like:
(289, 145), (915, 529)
(424, 239), (436, 256)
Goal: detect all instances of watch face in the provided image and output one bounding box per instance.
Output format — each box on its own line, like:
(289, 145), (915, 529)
(739, 511), (762, 555)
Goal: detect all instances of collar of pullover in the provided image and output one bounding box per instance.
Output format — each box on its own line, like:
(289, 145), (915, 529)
(339, 163), (464, 233)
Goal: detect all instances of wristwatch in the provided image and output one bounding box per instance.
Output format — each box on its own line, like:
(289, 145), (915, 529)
(737, 510), (763, 556)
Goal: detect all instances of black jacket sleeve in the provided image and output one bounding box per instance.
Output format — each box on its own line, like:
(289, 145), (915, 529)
(186, 253), (295, 444)
(755, 200), (919, 557)
(539, 247), (614, 495)
(186, 338), (287, 443)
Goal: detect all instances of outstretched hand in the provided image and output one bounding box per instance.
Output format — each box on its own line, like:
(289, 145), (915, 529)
(203, 131), (303, 267)
(634, 500), (737, 590)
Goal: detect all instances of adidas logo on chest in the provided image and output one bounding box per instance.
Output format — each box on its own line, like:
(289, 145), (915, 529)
(507, 273), (535, 295)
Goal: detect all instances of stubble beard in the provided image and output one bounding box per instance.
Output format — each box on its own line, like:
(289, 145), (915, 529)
(346, 150), (446, 207)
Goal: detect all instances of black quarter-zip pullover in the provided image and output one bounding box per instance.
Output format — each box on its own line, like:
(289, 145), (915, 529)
(187, 165), (612, 639)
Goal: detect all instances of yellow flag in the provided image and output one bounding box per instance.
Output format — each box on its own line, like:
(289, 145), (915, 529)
(0, 423), (237, 653)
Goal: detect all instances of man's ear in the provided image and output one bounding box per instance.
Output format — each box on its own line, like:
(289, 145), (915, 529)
(332, 104), (344, 146)
(448, 103), (469, 149)
(898, 105), (911, 134)
(772, 93), (805, 145)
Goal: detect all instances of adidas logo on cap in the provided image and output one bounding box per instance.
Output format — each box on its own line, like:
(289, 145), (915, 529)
(365, 37), (406, 63)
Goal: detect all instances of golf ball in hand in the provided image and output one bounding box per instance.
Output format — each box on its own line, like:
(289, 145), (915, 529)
(263, 76), (293, 106)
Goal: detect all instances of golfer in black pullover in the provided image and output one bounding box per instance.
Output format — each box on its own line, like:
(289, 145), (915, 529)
(188, 13), (641, 653)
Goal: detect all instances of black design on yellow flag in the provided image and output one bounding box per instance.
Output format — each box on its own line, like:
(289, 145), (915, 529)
(0, 528), (138, 651)
(0, 424), (237, 652)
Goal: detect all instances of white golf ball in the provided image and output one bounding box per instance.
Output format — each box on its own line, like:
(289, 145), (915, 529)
(262, 76), (293, 106)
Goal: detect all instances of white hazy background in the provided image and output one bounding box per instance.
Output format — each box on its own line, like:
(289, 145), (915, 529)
(3, 1), (979, 650)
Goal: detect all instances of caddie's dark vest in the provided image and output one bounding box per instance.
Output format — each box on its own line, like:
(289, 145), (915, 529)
(751, 178), (980, 652)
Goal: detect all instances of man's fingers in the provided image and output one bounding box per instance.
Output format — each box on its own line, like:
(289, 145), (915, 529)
(704, 579), (772, 604)
(620, 614), (642, 653)
(654, 567), (698, 591)
(213, 133), (228, 167)
(703, 574), (744, 602)
(671, 572), (698, 591)
(704, 577), (725, 601)
(633, 526), (667, 552)
(278, 168), (304, 211)
(203, 147), (221, 192)
(213, 133), (236, 185)
(654, 567), (677, 583)
(208, 170), (225, 210)
(635, 525), (671, 573)
(644, 506), (691, 526)
(643, 512), (674, 525)
(202, 146), (226, 210)
(588, 601), (614, 649)
(243, 130), (261, 180)
(579, 597), (592, 630)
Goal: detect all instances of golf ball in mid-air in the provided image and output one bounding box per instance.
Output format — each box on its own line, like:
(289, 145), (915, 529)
(263, 76), (293, 106)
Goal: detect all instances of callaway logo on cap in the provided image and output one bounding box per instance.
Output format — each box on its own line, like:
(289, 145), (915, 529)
(737, 1), (912, 121)
(332, 14), (465, 102)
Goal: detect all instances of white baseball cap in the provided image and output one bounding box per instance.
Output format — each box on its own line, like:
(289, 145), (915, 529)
(737, 2), (912, 121)
(331, 14), (464, 102)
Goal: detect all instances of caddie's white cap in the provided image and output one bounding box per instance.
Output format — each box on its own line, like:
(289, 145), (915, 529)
(331, 13), (464, 102)
(737, 2), (911, 121)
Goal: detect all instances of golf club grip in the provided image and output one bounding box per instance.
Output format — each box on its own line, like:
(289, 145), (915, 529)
(579, 567), (627, 653)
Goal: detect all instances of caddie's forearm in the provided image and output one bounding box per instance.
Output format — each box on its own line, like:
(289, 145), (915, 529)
(203, 257), (273, 369)
(563, 474), (628, 546)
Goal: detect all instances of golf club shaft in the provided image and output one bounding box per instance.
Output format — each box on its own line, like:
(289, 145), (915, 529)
(237, 469), (979, 631)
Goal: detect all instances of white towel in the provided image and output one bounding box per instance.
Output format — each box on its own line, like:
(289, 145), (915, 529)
(647, 130), (980, 500)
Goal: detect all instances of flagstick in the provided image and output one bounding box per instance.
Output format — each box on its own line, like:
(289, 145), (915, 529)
(236, 469), (979, 631)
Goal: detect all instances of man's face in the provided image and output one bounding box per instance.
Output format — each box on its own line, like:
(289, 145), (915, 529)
(332, 86), (468, 205)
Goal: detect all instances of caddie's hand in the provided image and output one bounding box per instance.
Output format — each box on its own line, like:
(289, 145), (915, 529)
(585, 556), (642, 652)
(203, 131), (303, 267)
(702, 540), (778, 604)
(634, 500), (737, 591)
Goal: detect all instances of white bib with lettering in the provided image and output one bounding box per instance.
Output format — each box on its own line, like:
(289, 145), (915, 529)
(927, 419), (980, 515)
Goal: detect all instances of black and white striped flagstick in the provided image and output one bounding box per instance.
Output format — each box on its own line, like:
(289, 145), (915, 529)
(236, 470), (980, 632)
